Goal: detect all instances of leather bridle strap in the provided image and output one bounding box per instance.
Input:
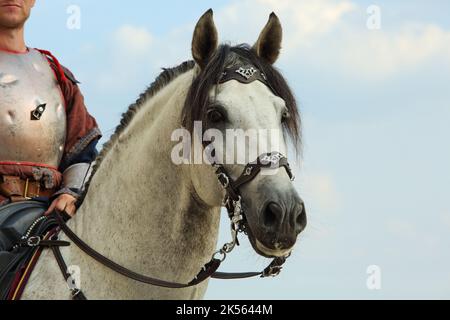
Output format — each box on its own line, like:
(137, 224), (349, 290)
(234, 155), (294, 189)
(51, 245), (87, 300)
(212, 256), (287, 280)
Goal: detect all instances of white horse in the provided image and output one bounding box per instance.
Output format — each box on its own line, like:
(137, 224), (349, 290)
(22, 9), (306, 300)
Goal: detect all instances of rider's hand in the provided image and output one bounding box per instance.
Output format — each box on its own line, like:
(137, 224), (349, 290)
(44, 194), (77, 217)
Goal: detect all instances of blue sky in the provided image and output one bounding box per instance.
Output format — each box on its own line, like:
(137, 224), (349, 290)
(25, 1), (450, 299)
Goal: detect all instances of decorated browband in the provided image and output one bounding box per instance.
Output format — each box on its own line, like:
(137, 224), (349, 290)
(219, 64), (277, 95)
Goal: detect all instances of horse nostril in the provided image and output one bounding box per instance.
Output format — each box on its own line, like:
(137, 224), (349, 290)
(263, 202), (284, 229)
(295, 204), (307, 233)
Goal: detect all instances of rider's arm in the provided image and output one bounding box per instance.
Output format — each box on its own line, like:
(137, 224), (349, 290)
(49, 64), (102, 200)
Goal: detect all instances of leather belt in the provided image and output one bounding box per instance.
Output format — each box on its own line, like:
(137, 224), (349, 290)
(0, 175), (56, 203)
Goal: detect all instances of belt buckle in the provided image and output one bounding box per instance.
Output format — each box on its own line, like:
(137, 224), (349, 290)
(23, 178), (40, 199)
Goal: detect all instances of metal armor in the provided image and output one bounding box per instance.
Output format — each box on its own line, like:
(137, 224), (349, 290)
(62, 163), (92, 193)
(0, 48), (67, 168)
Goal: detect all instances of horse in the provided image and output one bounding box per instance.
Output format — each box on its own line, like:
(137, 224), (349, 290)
(21, 9), (306, 300)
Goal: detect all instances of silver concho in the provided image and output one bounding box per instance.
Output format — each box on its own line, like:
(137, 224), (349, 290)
(0, 49), (67, 168)
(235, 67), (257, 80)
(260, 153), (284, 165)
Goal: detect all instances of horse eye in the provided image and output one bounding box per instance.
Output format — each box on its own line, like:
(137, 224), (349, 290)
(282, 110), (291, 123)
(207, 109), (226, 123)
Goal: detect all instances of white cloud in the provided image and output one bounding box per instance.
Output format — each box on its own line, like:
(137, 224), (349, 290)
(92, 0), (357, 91)
(94, 0), (450, 90)
(214, 0), (356, 47)
(114, 25), (153, 57)
(332, 23), (450, 77)
(214, 0), (450, 78)
(94, 25), (156, 91)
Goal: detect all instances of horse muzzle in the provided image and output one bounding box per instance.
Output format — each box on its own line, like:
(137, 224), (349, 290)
(242, 180), (307, 258)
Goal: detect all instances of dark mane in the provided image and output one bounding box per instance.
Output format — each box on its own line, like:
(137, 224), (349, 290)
(183, 43), (301, 151)
(79, 44), (301, 203)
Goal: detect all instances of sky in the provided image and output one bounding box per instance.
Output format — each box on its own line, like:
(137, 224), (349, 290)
(25, 0), (450, 299)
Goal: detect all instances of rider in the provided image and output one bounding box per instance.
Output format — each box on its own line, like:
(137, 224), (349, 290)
(0, 0), (101, 216)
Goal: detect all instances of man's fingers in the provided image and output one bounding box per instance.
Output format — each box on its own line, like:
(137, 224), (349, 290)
(66, 203), (77, 217)
(56, 201), (67, 213)
(44, 201), (57, 216)
(44, 194), (78, 217)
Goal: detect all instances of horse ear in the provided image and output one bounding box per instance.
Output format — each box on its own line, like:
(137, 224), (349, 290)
(192, 9), (219, 69)
(253, 12), (283, 65)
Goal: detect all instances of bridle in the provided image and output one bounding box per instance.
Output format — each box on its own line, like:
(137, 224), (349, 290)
(25, 64), (297, 300)
(211, 152), (295, 261)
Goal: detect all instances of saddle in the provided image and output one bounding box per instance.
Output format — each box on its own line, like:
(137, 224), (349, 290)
(0, 201), (52, 300)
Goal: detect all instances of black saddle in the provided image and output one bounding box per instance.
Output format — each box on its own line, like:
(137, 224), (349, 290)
(0, 201), (49, 251)
(0, 200), (49, 300)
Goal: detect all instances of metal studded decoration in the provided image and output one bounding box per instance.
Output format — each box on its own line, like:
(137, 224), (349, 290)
(235, 66), (257, 80)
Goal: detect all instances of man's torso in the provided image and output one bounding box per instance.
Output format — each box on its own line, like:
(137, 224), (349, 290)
(0, 48), (66, 168)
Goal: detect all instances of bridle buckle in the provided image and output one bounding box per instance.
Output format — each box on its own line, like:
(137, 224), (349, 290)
(217, 172), (230, 188)
(262, 265), (283, 278)
(27, 236), (41, 247)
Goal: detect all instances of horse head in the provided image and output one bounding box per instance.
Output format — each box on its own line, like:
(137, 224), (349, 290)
(184, 10), (306, 259)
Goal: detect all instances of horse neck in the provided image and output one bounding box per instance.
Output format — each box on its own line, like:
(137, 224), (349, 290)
(71, 69), (221, 281)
